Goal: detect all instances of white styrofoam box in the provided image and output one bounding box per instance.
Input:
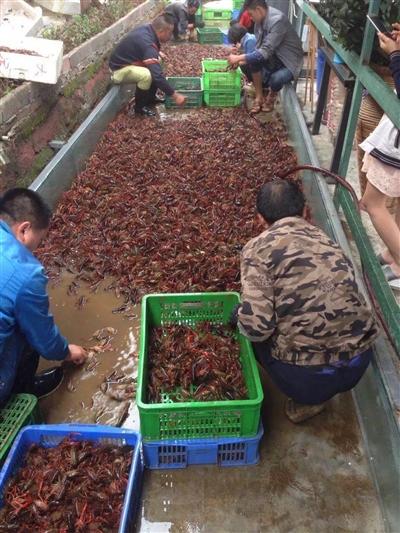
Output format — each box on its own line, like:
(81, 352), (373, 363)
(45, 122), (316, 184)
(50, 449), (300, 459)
(33, 0), (81, 16)
(203, 0), (233, 9)
(0, 0), (43, 37)
(0, 36), (63, 84)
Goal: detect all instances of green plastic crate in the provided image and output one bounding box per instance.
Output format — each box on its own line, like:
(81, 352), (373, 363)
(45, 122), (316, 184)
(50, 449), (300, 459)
(196, 27), (224, 44)
(202, 59), (242, 91)
(203, 7), (232, 20)
(0, 394), (38, 462)
(204, 90), (241, 107)
(137, 292), (264, 441)
(203, 20), (229, 28)
(165, 77), (203, 108)
(233, 0), (244, 9)
(195, 5), (202, 25)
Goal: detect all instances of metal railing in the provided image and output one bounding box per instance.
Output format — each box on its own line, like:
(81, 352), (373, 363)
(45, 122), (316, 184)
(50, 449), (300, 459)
(294, 0), (400, 355)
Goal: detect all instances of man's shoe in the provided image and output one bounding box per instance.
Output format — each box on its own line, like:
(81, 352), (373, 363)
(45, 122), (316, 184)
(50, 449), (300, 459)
(152, 94), (166, 104)
(32, 367), (64, 399)
(134, 106), (156, 117)
(285, 398), (326, 423)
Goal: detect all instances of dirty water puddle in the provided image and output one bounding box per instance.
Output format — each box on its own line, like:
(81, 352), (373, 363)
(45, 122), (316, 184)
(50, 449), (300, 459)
(39, 272), (140, 429)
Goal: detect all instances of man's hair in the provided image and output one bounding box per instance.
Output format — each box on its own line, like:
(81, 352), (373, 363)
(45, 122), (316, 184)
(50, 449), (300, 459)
(228, 23), (247, 44)
(152, 14), (174, 31)
(246, 0), (268, 10)
(187, 0), (200, 9)
(256, 179), (305, 224)
(0, 188), (52, 229)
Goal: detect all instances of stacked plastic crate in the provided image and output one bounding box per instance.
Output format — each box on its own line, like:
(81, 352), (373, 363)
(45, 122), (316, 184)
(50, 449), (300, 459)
(137, 292), (264, 469)
(165, 77), (204, 108)
(202, 59), (242, 107)
(0, 424), (144, 531)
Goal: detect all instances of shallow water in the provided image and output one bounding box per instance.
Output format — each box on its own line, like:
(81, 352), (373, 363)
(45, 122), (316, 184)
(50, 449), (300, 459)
(39, 272), (140, 429)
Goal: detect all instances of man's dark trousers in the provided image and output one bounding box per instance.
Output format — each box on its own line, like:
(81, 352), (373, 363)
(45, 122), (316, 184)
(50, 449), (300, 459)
(252, 340), (372, 405)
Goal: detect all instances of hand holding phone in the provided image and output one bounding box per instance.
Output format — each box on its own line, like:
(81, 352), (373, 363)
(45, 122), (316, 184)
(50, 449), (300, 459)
(378, 31), (400, 55)
(366, 15), (394, 38)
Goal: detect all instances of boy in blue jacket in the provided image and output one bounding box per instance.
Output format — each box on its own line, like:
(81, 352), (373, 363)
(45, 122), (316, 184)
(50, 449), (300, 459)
(0, 189), (87, 407)
(228, 23), (257, 82)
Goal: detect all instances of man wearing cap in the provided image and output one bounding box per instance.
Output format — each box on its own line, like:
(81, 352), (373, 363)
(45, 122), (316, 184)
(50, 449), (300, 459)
(109, 14), (186, 116)
(165, 0), (201, 41)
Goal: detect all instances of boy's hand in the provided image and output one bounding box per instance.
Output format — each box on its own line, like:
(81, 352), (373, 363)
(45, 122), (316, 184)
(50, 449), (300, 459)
(228, 54), (242, 65)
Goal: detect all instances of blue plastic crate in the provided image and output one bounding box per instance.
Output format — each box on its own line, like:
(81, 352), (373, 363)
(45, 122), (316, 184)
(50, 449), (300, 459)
(221, 29), (229, 45)
(232, 8), (241, 20)
(0, 424), (143, 533)
(144, 422), (263, 469)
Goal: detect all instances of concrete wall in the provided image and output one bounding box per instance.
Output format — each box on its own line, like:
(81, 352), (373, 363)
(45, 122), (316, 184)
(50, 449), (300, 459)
(0, 0), (162, 190)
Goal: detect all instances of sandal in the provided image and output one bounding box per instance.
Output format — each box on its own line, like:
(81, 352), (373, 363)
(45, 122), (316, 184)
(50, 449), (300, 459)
(382, 265), (400, 290)
(262, 92), (278, 113)
(249, 101), (262, 114)
(285, 398), (326, 424)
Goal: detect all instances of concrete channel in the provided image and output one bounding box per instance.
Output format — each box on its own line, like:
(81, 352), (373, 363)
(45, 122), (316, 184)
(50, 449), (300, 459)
(30, 83), (399, 532)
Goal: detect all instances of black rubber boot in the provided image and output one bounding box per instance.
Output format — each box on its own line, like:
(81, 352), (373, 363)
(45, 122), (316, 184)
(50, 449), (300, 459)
(134, 88), (156, 117)
(148, 83), (165, 104)
(32, 367), (64, 398)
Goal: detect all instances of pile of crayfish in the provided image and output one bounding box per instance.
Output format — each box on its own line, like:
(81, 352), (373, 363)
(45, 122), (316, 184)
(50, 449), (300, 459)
(148, 322), (248, 403)
(0, 438), (132, 532)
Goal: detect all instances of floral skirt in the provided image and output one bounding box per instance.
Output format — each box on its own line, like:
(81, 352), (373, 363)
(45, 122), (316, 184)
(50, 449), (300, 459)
(362, 152), (400, 198)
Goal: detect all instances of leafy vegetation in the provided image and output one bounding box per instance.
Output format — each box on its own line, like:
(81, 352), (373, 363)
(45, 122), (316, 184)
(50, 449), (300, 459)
(42, 0), (143, 53)
(317, 0), (400, 63)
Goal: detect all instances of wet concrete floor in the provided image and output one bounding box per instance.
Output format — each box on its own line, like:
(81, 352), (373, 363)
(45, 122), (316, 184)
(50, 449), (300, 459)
(138, 371), (384, 533)
(38, 103), (385, 533)
(40, 273), (141, 429)
(40, 276), (384, 532)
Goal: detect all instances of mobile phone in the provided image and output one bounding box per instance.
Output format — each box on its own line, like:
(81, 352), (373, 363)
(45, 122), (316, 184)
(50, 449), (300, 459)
(366, 15), (392, 36)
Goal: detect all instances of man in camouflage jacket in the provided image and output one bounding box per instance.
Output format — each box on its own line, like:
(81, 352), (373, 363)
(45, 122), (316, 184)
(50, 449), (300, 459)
(237, 179), (379, 423)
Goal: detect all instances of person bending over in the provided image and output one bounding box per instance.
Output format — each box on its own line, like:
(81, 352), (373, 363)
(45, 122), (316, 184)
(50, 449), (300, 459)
(234, 180), (378, 423)
(228, 0), (303, 113)
(228, 23), (256, 81)
(0, 188), (87, 407)
(109, 14), (186, 116)
(165, 0), (201, 41)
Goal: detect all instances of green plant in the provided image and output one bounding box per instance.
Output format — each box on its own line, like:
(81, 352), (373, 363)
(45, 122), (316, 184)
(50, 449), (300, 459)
(317, 0), (400, 62)
(40, 0), (139, 54)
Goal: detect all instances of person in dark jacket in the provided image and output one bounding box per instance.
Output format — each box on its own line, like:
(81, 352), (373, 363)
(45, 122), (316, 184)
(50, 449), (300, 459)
(109, 14), (186, 116)
(0, 189), (87, 407)
(165, 0), (200, 41)
(228, 0), (303, 114)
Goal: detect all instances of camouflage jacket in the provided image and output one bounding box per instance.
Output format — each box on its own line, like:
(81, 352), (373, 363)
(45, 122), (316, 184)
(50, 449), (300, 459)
(237, 217), (379, 366)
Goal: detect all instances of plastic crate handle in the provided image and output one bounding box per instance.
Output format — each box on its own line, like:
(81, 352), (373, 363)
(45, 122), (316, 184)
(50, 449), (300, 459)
(31, 423), (136, 434)
(179, 301), (204, 309)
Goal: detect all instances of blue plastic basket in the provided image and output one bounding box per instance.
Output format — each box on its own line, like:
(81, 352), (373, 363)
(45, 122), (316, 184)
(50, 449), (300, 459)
(232, 8), (241, 20)
(221, 29), (229, 45)
(144, 422), (263, 469)
(0, 424), (143, 533)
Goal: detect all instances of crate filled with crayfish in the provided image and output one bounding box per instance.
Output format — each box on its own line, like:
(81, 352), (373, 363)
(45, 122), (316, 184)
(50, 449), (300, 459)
(136, 292), (264, 441)
(0, 424), (143, 533)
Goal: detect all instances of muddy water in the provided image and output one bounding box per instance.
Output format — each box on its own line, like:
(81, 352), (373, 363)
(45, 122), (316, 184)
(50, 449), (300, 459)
(39, 272), (141, 429)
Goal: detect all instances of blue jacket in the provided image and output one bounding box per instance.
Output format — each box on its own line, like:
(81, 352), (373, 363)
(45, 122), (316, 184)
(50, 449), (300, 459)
(0, 220), (68, 402)
(241, 33), (256, 55)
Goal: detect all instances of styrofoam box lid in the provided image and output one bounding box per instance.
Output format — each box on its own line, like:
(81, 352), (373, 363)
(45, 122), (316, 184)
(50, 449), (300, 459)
(0, 36), (63, 58)
(203, 0), (233, 10)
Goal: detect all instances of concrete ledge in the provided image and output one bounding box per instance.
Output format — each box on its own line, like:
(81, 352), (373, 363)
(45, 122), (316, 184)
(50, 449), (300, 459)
(0, 0), (161, 136)
(0, 0), (162, 189)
